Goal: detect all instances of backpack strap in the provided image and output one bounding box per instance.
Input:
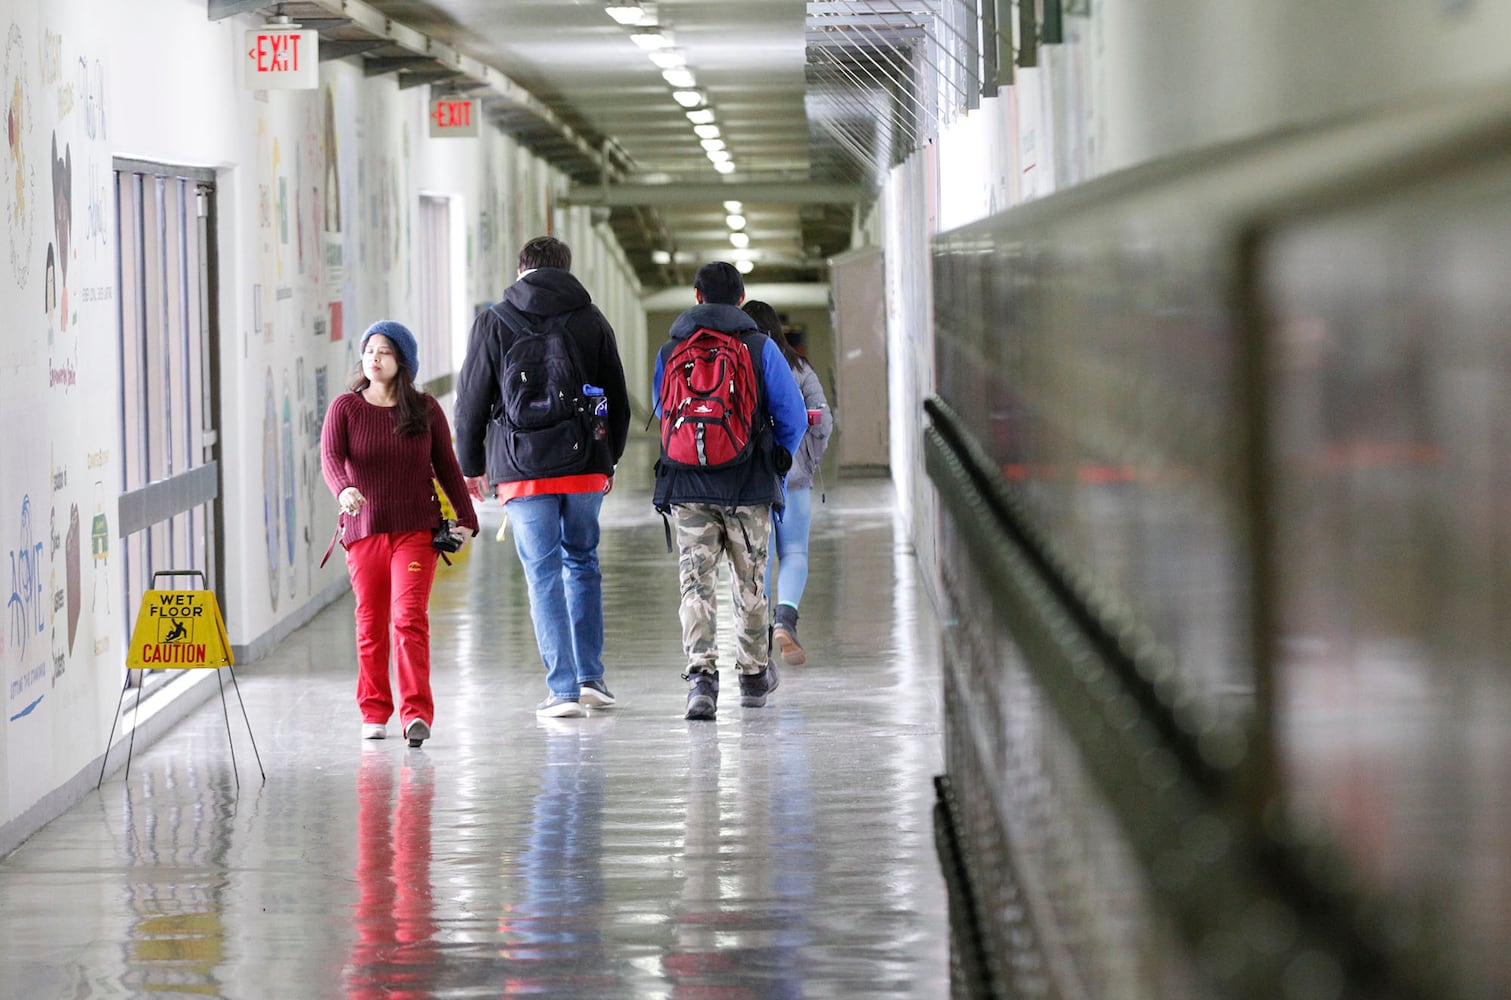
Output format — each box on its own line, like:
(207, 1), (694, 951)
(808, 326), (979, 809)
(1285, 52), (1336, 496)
(490, 299), (533, 338)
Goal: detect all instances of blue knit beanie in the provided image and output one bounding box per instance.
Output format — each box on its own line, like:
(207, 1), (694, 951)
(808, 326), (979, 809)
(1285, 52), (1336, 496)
(360, 320), (419, 378)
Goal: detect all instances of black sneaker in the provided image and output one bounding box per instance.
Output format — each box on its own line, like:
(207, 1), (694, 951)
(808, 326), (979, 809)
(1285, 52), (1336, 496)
(683, 670), (719, 721)
(739, 660), (781, 707)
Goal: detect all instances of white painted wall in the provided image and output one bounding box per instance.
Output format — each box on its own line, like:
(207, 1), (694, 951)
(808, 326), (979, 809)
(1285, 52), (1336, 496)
(0, 0), (642, 848)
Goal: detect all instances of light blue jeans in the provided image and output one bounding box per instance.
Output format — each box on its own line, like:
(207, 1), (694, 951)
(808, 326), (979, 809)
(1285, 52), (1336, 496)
(766, 486), (813, 609)
(505, 492), (606, 698)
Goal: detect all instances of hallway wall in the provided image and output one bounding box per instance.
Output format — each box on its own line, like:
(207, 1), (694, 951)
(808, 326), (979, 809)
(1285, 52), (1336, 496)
(875, 1), (1511, 604)
(0, 0), (644, 850)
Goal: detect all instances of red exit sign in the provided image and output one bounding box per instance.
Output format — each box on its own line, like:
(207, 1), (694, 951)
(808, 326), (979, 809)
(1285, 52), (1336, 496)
(244, 28), (318, 89)
(429, 97), (479, 138)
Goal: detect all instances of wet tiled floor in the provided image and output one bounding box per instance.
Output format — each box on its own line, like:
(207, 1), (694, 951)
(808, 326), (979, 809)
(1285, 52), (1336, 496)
(0, 440), (948, 998)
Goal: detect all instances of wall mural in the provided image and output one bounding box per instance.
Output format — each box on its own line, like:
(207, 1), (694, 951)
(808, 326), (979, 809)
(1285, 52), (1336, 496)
(8, 495), (47, 721)
(263, 367), (280, 611)
(5, 22), (36, 290)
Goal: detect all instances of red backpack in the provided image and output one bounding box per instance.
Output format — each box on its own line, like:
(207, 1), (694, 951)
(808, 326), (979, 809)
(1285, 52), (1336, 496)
(658, 328), (761, 469)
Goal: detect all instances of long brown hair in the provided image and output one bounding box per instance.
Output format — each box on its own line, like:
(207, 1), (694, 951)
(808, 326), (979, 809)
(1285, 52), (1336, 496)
(347, 365), (431, 436)
(742, 300), (805, 370)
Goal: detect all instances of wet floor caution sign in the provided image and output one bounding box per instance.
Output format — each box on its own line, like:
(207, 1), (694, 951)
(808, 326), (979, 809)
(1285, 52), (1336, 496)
(127, 589), (234, 669)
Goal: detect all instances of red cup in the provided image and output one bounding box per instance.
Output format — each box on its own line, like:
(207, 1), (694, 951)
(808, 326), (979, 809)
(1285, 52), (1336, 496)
(807, 409), (823, 426)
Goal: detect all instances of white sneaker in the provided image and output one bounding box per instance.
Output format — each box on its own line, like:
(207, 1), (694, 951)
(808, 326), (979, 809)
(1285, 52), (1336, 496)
(361, 723), (386, 740)
(403, 718), (431, 747)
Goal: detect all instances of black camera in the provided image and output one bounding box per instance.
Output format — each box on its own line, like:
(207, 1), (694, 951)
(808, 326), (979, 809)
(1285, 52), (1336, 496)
(432, 518), (463, 554)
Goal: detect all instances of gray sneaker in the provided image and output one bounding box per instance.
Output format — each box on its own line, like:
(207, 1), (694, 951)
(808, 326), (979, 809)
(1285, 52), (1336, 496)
(579, 678), (616, 708)
(739, 660), (781, 707)
(536, 695), (586, 719)
(403, 718), (430, 747)
(683, 670), (719, 721)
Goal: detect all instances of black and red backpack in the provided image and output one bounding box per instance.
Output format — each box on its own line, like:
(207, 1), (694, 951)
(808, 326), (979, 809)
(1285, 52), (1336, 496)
(658, 328), (762, 469)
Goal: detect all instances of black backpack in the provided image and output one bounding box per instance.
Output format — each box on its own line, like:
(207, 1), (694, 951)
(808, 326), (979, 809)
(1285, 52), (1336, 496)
(489, 301), (593, 478)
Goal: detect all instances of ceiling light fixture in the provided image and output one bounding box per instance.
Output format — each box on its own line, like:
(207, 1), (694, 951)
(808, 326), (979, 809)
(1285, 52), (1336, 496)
(651, 249), (672, 264)
(686, 109), (716, 125)
(723, 200), (742, 213)
(661, 68), (696, 89)
(706, 149), (731, 163)
(672, 90), (706, 108)
(730, 232), (750, 249)
(735, 259), (754, 275)
(693, 124), (721, 140)
(605, 4), (645, 26)
(725, 214), (745, 230)
(714, 160), (735, 174)
(648, 50), (685, 70)
(699, 138), (725, 152)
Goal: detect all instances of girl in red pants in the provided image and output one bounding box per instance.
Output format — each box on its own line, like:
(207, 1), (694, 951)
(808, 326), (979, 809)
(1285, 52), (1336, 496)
(321, 320), (478, 746)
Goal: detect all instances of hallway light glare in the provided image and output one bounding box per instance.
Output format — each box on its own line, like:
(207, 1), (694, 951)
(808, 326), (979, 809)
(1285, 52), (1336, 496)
(734, 259), (754, 274)
(672, 90), (705, 108)
(723, 200), (742, 213)
(699, 138), (725, 153)
(725, 214), (745, 230)
(651, 249), (671, 264)
(729, 232), (750, 249)
(649, 50), (685, 70)
(661, 68), (696, 89)
(685, 109), (716, 125)
(631, 31), (670, 50)
(693, 124), (721, 140)
(606, 4), (644, 25)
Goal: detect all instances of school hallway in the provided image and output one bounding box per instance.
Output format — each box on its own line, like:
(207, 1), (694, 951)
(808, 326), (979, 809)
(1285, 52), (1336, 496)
(0, 439), (948, 999)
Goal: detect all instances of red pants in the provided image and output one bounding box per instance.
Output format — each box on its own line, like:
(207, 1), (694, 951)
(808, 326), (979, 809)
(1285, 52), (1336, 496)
(346, 531), (437, 727)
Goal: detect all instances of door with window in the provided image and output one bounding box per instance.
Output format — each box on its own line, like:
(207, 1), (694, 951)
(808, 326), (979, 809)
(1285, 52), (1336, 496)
(115, 160), (222, 681)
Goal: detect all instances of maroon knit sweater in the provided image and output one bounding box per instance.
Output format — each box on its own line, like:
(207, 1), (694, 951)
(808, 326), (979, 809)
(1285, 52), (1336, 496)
(320, 391), (479, 548)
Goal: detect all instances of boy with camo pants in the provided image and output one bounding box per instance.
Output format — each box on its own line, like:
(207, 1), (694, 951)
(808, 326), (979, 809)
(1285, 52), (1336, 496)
(652, 263), (807, 720)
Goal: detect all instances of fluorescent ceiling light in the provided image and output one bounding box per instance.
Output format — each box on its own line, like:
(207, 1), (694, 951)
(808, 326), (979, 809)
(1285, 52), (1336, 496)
(649, 50), (684, 70)
(661, 68), (696, 89)
(723, 200), (742, 213)
(685, 109), (716, 125)
(729, 232), (750, 249)
(672, 90), (705, 108)
(606, 5), (644, 26)
(693, 124), (721, 140)
(735, 259), (754, 274)
(706, 148), (731, 163)
(725, 214), (745, 230)
(699, 138), (725, 152)
(714, 161), (736, 174)
(631, 31), (670, 50)
(651, 249), (671, 264)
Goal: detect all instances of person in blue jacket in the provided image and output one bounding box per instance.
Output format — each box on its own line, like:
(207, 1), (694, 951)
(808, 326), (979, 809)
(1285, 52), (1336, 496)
(652, 262), (807, 721)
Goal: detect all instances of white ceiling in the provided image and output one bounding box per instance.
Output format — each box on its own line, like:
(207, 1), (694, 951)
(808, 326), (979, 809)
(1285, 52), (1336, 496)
(271, 0), (924, 288)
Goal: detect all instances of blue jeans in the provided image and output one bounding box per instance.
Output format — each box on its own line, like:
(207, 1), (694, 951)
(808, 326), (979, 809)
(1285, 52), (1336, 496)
(506, 492), (606, 698)
(766, 486), (812, 609)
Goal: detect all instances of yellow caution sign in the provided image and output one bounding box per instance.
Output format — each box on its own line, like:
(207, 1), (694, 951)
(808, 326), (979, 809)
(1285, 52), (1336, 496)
(127, 589), (234, 669)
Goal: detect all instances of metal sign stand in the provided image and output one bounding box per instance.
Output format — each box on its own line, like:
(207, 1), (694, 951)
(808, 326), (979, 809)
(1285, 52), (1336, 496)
(98, 570), (265, 788)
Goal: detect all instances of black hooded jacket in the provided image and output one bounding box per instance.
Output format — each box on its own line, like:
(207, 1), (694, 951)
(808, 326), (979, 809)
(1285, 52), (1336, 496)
(454, 267), (630, 485)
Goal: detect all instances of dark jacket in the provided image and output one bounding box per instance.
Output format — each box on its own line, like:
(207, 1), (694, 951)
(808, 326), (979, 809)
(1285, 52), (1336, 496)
(652, 303), (807, 511)
(454, 268), (630, 485)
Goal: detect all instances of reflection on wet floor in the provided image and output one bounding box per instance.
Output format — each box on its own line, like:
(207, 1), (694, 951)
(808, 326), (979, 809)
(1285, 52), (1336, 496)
(0, 438), (947, 998)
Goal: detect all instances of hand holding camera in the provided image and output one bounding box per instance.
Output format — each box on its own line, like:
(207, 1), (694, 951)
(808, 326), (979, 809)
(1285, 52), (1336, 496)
(432, 519), (473, 554)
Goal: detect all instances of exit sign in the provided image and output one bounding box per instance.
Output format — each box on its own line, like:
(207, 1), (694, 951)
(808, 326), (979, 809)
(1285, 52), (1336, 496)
(244, 28), (318, 90)
(429, 97), (479, 138)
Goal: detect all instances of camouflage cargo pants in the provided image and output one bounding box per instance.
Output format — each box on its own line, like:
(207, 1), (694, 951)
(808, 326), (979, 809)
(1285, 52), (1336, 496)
(670, 503), (771, 676)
